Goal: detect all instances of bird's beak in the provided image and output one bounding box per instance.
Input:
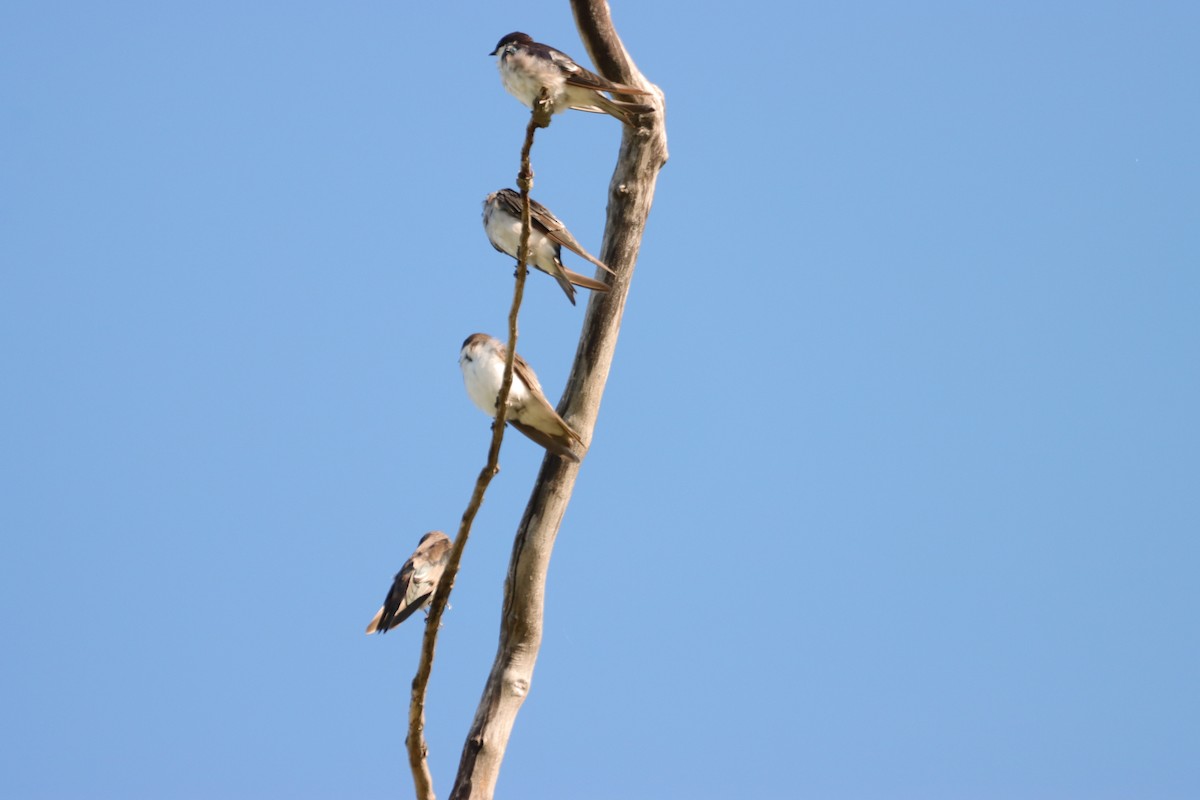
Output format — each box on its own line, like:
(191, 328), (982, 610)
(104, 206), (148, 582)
(489, 47), (500, 56)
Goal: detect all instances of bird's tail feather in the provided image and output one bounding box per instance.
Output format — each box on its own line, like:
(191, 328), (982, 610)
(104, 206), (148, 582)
(365, 597), (425, 634)
(595, 95), (655, 125)
(571, 247), (616, 275)
(548, 270), (579, 305)
(562, 267), (610, 294)
(510, 420), (582, 463)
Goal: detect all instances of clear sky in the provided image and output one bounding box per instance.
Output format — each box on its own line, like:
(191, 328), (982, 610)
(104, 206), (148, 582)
(3, 2), (1198, 798)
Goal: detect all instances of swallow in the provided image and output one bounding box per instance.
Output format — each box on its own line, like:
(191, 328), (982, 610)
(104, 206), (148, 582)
(365, 531), (452, 634)
(459, 333), (584, 462)
(490, 31), (654, 125)
(483, 188), (614, 305)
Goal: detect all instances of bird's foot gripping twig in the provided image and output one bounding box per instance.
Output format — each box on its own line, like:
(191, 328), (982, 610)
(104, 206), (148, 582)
(517, 90), (552, 191)
(532, 91), (553, 129)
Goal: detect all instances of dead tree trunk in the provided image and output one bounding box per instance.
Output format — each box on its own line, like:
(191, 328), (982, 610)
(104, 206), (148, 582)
(448, 3), (668, 798)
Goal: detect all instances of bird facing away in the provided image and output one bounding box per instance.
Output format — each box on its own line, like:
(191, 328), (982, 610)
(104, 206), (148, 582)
(459, 333), (584, 462)
(490, 31), (654, 126)
(483, 188), (614, 305)
(365, 531), (452, 635)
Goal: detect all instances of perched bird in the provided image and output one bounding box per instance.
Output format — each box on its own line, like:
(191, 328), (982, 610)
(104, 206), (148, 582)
(490, 31), (654, 125)
(365, 531), (452, 635)
(459, 333), (584, 462)
(483, 188), (614, 305)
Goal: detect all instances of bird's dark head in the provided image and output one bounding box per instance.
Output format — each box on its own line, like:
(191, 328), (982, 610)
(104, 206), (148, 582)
(461, 332), (491, 353)
(418, 531), (449, 547)
(490, 31), (533, 56)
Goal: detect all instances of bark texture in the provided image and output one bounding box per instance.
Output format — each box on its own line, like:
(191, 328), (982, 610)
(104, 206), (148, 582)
(449, 3), (668, 798)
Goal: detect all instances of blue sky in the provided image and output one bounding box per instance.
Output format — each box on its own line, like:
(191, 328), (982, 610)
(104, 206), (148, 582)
(3, 2), (1198, 798)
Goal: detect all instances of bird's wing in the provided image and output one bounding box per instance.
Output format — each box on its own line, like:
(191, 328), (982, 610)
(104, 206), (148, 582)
(510, 419), (581, 462)
(366, 560), (417, 634)
(513, 355), (584, 448)
(556, 60), (652, 97)
(512, 352), (544, 395)
(529, 198), (614, 275)
(559, 266), (610, 293)
(498, 189), (554, 236)
(524, 39), (650, 102)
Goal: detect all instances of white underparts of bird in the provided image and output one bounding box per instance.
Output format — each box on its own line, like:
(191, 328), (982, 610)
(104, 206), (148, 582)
(490, 31), (655, 126)
(483, 188), (614, 305)
(365, 531), (452, 635)
(459, 333), (584, 462)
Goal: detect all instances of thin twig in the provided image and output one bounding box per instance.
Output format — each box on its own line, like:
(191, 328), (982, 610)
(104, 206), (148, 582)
(404, 91), (551, 800)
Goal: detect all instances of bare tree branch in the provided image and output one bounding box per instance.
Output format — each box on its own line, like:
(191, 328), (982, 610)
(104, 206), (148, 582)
(406, 92), (552, 800)
(450, 4), (668, 797)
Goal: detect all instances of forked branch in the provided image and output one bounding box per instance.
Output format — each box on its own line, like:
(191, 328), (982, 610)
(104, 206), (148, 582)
(449, 3), (668, 798)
